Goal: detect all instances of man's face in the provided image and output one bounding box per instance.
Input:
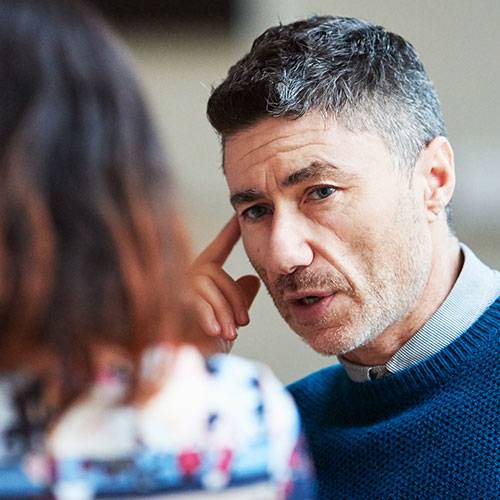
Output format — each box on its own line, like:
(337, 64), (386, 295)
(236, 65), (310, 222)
(224, 112), (433, 356)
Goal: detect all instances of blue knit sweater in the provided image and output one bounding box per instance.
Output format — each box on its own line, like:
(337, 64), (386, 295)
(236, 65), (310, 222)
(288, 295), (500, 500)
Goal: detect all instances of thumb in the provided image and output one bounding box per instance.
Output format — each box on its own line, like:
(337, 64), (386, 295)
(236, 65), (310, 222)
(236, 275), (261, 311)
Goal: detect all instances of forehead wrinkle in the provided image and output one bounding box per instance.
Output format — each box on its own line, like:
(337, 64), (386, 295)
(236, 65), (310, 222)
(228, 131), (299, 164)
(228, 122), (328, 164)
(249, 141), (333, 168)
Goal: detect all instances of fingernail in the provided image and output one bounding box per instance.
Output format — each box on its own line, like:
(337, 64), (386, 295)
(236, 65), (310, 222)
(211, 320), (221, 335)
(226, 323), (238, 340)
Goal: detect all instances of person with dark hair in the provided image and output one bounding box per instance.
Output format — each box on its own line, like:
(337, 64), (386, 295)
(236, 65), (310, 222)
(189, 15), (500, 499)
(0, 1), (315, 498)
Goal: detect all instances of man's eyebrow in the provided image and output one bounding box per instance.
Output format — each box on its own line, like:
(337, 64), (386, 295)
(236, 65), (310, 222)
(230, 189), (263, 209)
(283, 161), (340, 187)
(230, 162), (348, 208)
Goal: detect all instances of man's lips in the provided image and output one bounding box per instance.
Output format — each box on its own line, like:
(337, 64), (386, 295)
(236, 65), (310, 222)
(284, 290), (336, 304)
(281, 290), (337, 324)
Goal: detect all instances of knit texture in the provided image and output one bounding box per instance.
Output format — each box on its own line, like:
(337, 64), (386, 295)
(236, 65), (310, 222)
(288, 295), (500, 500)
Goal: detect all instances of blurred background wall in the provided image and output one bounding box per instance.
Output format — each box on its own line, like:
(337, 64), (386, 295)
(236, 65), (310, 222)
(95, 0), (500, 384)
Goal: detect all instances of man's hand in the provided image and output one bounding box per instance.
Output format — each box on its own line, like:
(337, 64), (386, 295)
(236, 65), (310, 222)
(188, 216), (260, 353)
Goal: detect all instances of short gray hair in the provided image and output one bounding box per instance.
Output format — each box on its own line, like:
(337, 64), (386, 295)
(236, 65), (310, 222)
(207, 16), (446, 173)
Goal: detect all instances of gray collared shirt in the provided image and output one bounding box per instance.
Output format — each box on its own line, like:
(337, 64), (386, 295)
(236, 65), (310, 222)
(339, 244), (500, 383)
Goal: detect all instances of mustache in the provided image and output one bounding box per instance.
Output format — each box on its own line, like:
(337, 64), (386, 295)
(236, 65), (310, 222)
(272, 269), (353, 297)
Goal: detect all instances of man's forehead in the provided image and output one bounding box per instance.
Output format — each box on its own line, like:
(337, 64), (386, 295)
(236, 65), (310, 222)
(223, 113), (390, 178)
(224, 114), (397, 207)
(224, 114), (331, 168)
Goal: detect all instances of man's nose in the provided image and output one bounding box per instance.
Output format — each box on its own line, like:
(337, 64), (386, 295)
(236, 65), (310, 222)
(266, 210), (314, 275)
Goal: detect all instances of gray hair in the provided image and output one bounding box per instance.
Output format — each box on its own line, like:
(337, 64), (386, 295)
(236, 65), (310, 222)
(207, 16), (446, 174)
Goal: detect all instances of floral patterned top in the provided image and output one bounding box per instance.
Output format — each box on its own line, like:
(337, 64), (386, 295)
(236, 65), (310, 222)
(0, 346), (315, 499)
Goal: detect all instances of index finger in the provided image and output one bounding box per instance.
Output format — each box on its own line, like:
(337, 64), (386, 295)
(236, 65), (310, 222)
(194, 215), (241, 266)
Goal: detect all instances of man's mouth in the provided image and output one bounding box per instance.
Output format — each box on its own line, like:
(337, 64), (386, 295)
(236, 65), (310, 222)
(282, 291), (337, 324)
(284, 291), (335, 305)
(299, 296), (323, 305)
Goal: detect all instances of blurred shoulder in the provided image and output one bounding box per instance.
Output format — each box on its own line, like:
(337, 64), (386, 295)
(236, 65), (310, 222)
(48, 346), (314, 498)
(141, 345), (301, 436)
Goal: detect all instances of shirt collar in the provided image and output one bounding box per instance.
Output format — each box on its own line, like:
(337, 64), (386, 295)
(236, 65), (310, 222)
(338, 356), (390, 383)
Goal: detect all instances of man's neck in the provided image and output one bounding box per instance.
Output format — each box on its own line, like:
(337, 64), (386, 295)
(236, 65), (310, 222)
(343, 235), (463, 367)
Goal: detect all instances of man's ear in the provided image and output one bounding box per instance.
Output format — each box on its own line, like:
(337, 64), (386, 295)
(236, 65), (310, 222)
(417, 136), (455, 223)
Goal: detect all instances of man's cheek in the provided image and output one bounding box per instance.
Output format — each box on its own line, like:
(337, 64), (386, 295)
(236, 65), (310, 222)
(240, 232), (268, 278)
(242, 234), (259, 262)
(246, 250), (267, 282)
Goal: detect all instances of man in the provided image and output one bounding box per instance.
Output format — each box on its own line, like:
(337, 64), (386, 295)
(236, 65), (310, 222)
(189, 16), (500, 499)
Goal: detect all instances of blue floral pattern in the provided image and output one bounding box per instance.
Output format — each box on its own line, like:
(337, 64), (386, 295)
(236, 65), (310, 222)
(0, 347), (315, 499)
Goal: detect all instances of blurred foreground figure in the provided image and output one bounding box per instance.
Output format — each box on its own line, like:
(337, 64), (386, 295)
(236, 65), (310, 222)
(187, 14), (500, 500)
(0, 1), (314, 498)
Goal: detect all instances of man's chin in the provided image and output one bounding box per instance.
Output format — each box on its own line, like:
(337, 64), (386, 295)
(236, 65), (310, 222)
(293, 324), (361, 357)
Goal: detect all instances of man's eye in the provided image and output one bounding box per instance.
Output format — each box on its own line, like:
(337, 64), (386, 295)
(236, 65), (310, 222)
(309, 186), (335, 200)
(242, 205), (270, 219)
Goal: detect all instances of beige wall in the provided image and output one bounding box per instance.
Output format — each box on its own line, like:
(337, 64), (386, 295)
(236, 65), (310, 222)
(119, 0), (500, 384)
